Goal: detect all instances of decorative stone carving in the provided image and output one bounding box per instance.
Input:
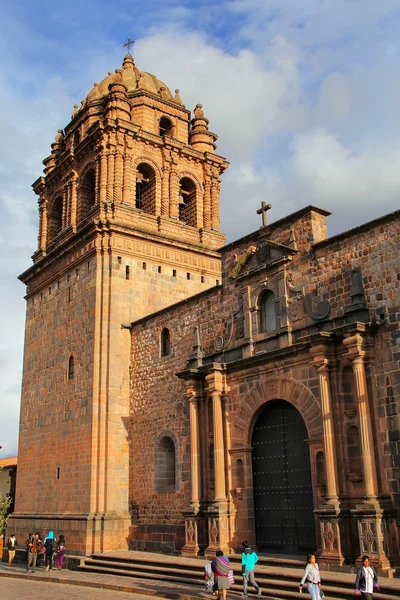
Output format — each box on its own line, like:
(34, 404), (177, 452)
(209, 517), (219, 545)
(229, 246), (256, 279)
(286, 272), (331, 321)
(320, 518), (340, 554)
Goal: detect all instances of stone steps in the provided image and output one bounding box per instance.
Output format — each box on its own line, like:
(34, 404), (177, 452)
(78, 553), (400, 600)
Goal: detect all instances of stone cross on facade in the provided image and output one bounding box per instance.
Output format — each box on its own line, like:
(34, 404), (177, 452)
(256, 201), (272, 228)
(123, 37), (136, 54)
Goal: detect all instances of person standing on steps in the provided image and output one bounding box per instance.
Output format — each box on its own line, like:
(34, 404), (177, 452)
(241, 545), (262, 597)
(212, 549), (231, 600)
(299, 554), (322, 600)
(354, 555), (380, 599)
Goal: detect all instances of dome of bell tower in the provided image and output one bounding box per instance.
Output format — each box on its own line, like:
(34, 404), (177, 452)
(86, 54), (182, 106)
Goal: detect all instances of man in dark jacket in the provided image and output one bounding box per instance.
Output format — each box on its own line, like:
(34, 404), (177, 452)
(354, 555), (379, 599)
(26, 533), (42, 574)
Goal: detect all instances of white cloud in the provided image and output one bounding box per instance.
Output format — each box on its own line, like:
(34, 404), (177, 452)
(1, 1), (400, 455)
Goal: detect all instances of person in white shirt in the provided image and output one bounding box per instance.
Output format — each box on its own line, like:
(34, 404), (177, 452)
(299, 554), (323, 600)
(354, 555), (379, 599)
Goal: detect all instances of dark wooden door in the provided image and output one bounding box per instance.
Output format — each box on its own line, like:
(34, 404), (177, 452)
(252, 400), (316, 554)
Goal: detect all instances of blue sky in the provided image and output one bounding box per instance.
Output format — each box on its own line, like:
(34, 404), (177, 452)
(1, 0), (400, 457)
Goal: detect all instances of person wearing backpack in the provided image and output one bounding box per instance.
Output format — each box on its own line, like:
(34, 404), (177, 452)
(55, 534), (65, 570)
(44, 530), (56, 572)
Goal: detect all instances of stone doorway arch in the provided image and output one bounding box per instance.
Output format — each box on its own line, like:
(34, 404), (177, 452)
(252, 399), (316, 553)
(230, 376), (321, 553)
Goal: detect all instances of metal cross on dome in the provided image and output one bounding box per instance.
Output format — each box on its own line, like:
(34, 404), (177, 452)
(123, 36), (136, 54)
(257, 201), (272, 228)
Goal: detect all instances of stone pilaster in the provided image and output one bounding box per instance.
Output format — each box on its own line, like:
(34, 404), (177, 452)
(70, 173), (77, 228)
(107, 151), (115, 202)
(182, 379), (203, 557)
(161, 166), (170, 216)
(114, 151), (123, 203)
(343, 333), (390, 570)
(99, 150), (107, 203)
(203, 178), (211, 229)
(38, 196), (48, 251)
(169, 162), (179, 219)
(311, 343), (344, 565)
(62, 185), (68, 229)
(122, 153), (132, 204)
(204, 366), (229, 557)
(211, 177), (220, 230)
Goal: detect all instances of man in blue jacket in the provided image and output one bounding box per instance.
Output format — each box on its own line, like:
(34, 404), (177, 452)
(242, 545), (262, 597)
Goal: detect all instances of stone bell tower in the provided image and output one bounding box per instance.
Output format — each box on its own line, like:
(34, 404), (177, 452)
(10, 52), (228, 554)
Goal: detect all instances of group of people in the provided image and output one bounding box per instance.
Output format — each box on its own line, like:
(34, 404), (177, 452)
(299, 553), (379, 600)
(204, 545), (380, 600)
(0, 531), (66, 574)
(25, 530), (66, 573)
(204, 542), (262, 600)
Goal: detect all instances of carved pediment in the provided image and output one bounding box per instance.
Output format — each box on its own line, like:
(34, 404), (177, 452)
(229, 240), (296, 280)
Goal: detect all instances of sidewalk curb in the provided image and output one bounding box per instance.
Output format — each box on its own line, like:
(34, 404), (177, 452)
(0, 571), (209, 600)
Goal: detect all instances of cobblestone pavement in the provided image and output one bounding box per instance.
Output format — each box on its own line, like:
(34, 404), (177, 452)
(0, 578), (156, 599)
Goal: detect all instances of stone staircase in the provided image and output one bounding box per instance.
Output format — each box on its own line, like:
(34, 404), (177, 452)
(77, 551), (400, 600)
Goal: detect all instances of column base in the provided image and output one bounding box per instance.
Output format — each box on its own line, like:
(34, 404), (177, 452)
(181, 505), (206, 557)
(352, 501), (391, 571)
(204, 501), (229, 559)
(315, 504), (345, 566)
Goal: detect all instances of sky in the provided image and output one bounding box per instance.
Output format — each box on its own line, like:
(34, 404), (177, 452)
(1, 0), (400, 457)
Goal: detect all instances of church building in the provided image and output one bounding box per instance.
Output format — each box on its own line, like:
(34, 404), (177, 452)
(9, 51), (400, 572)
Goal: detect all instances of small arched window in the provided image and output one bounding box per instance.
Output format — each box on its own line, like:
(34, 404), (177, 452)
(155, 435), (176, 491)
(48, 196), (63, 242)
(136, 163), (157, 214)
(159, 116), (173, 137)
(68, 356), (75, 381)
(259, 290), (277, 333)
(73, 130), (81, 147)
(179, 177), (196, 226)
(78, 169), (95, 222)
(161, 328), (171, 357)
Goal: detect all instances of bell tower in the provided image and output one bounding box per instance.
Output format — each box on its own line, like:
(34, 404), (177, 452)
(10, 53), (228, 554)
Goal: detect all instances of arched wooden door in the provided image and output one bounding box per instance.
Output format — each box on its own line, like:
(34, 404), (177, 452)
(252, 400), (316, 554)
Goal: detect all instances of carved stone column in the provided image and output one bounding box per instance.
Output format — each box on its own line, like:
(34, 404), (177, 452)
(107, 151), (115, 202)
(204, 366), (229, 558)
(343, 333), (390, 569)
(310, 346), (340, 504)
(114, 151), (123, 203)
(62, 185), (68, 229)
(38, 196), (48, 251)
(95, 156), (101, 205)
(99, 150), (107, 203)
(122, 153), (132, 204)
(211, 177), (220, 230)
(203, 178), (211, 229)
(161, 166), (170, 216)
(182, 379), (203, 557)
(311, 343), (344, 566)
(70, 173), (77, 228)
(169, 166), (179, 219)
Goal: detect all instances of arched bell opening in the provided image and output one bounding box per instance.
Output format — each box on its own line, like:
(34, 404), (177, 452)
(136, 163), (157, 215)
